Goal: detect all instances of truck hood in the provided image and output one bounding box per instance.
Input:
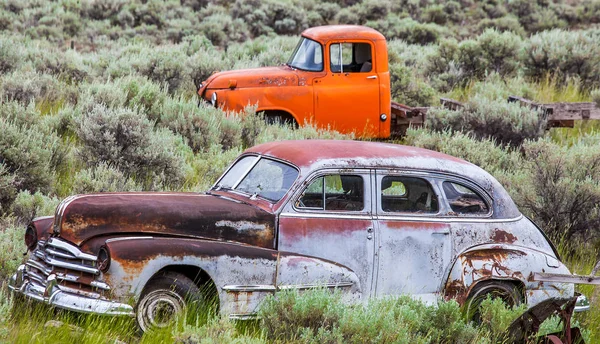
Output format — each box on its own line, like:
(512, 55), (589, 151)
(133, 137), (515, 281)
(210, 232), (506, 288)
(53, 193), (276, 249)
(204, 66), (299, 89)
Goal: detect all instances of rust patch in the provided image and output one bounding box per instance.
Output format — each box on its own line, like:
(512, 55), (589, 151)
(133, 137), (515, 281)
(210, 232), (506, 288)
(444, 279), (468, 305)
(490, 228), (517, 244)
(58, 193), (276, 249)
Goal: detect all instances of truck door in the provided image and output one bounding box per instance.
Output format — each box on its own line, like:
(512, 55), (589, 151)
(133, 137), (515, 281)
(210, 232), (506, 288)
(278, 170), (377, 298)
(314, 42), (380, 137)
(373, 171), (452, 305)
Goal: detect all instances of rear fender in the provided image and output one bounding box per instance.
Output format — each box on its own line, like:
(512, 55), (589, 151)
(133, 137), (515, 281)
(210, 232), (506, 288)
(444, 244), (574, 307)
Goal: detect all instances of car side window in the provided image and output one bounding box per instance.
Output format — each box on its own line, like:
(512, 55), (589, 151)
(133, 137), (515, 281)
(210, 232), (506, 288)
(297, 175), (364, 211)
(443, 181), (489, 215)
(380, 176), (438, 213)
(330, 42), (372, 73)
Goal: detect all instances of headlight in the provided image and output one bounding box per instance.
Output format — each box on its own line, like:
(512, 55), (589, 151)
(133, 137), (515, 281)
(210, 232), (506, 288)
(211, 92), (217, 107)
(97, 246), (111, 272)
(24, 225), (37, 250)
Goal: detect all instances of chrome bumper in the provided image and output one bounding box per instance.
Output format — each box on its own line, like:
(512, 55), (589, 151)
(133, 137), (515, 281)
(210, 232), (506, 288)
(574, 294), (590, 312)
(9, 265), (134, 316)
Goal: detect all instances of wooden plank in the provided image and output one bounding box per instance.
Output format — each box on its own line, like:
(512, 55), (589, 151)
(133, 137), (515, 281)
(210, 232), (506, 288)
(440, 98), (463, 110)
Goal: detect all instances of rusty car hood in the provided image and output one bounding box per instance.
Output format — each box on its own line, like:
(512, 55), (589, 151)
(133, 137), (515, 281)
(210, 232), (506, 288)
(204, 66), (299, 89)
(53, 193), (276, 249)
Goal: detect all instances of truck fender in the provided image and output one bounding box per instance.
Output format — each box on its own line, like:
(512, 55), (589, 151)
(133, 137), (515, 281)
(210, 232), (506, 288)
(443, 243), (574, 307)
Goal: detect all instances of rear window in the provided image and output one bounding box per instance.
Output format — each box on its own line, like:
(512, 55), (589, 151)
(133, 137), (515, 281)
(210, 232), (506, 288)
(443, 181), (489, 215)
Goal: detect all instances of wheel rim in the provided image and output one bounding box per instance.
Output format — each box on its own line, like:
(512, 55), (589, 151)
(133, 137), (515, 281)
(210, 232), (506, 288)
(137, 289), (185, 332)
(467, 286), (518, 323)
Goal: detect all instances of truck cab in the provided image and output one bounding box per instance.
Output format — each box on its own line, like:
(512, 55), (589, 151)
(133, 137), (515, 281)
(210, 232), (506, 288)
(198, 25), (392, 138)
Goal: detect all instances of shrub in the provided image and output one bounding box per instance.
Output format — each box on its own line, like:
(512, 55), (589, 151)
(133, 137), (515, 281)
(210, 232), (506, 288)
(404, 128), (522, 175)
(74, 104), (189, 189)
(389, 63), (435, 106)
(592, 88), (600, 107)
(174, 318), (265, 344)
(427, 30), (522, 89)
(477, 16), (526, 36)
(71, 162), (141, 194)
(513, 139), (600, 241)
(334, 8), (360, 25)
(0, 217), (25, 281)
(370, 17), (444, 45)
(0, 36), (19, 73)
(187, 48), (229, 92)
(10, 190), (60, 224)
(159, 98), (237, 153)
(0, 71), (76, 105)
(0, 117), (62, 209)
(138, 49), (189, 94)
(0, 164), (17, 215)
(426, 95), (546, 147)
(199, 12), (249, 47)
(522, 29), (600, 88)
(259, 289), (344, 341)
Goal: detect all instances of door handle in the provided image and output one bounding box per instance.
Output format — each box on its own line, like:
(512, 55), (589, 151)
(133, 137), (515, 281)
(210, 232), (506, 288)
(432, 230), (450, 235)
(366, 75), (377, 79)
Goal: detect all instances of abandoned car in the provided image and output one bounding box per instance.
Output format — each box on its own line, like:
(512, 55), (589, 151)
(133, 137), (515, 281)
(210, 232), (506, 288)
(9, 140), (586, 331)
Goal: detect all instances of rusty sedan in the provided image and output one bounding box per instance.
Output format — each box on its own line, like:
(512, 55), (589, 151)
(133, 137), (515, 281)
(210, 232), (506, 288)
(8, 140), (592, 332)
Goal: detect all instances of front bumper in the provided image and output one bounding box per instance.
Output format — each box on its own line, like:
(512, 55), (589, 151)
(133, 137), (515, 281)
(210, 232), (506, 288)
(9, 264), (134, 316)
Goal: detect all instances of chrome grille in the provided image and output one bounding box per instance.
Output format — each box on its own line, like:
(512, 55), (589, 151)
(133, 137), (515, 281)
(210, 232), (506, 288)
(25, 238), (110, 299)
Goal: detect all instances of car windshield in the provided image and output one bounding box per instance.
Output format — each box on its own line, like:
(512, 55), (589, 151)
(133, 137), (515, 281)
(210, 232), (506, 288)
(214, 156), (299, 202)
(287, 37), (323, 72)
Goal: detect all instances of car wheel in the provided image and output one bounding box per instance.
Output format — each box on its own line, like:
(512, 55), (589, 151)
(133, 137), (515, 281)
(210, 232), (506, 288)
(465, 281), (523, 323)
(136, 271), (208, 333)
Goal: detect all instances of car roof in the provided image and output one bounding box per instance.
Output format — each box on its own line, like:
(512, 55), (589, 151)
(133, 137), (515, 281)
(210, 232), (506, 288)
(244, 140), (521, 219)
(302, 25), (386, 43)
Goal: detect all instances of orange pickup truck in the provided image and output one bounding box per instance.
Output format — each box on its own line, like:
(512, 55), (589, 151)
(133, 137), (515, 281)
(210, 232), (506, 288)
(197, 25), (422, 138)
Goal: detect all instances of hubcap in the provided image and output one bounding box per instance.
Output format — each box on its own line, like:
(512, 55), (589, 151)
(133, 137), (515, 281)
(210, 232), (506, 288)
(137, 290), (185, 332)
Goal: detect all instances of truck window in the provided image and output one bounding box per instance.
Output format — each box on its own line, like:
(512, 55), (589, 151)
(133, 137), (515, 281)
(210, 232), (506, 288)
(330, 42), (372, 73)
(287, 37), (323, 72)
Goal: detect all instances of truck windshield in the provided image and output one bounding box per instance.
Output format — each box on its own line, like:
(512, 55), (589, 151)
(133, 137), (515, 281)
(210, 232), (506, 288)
(215, 156), (299, 202)
(287, 37), (323, 72)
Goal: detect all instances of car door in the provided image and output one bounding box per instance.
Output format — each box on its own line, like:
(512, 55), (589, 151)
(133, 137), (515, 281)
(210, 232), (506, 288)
(373, 170), (452, 304)
(313, 41), (380, 137)
(278, 169), (377, 297)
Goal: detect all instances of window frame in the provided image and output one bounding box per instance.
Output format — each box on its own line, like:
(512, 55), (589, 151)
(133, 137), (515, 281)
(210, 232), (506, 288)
(375, 170), (494, 219)
(440, 179), (493, 217)
(212, 154), (300, 203)
(377, 173), (442, 216)
(327, 41), (375, 74)
(292, 170), (371, 214)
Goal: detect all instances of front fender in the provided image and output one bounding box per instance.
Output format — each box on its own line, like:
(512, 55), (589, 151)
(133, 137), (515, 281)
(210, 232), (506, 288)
(103, 237), (278, 315)
(102, 237), (361, 316)
(444, 244), (574, 307)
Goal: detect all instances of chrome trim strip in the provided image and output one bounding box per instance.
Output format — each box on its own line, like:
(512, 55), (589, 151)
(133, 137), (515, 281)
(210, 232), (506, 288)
(40, 254), (99, 275)
(229, 313), (258, 320)
(223, 282), (354, 293)
(45, 247), (76, 259)
(278, 282), (354, 290)
(54, 273), (111, 290)
(223, 285), (276, 292)
(47, 238), (97, 261)
(280, 212), (523, 223)
(280, 213), (373, 220)
(106, 236), (153, 243)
